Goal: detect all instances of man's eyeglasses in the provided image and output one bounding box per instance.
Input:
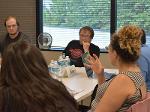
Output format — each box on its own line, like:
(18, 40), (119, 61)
(6, 24), (17, 29)
(80, 34), (91, 38)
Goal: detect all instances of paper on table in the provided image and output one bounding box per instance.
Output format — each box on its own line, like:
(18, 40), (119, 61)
(66, 86), (84, 96)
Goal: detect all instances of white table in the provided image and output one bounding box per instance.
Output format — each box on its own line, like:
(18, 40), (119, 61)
(62, 67), (97, 102)
(62, 67), (118, 102)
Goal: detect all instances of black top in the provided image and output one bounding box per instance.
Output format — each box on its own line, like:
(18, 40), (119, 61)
(0, 32), (31, 55)
(63, 40), (100, 67)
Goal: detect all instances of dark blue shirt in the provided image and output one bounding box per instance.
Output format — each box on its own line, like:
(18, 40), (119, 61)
(137, 44), (150, 91)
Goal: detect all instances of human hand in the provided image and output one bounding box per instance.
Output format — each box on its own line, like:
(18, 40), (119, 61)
(84, 54), (104, 76)
(83, 41), (90, 52)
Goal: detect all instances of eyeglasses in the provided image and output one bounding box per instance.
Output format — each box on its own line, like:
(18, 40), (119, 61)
(6, 24), (17, 29)
(80, 34), (91, 38)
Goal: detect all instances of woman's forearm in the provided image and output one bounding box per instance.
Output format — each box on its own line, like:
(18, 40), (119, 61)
(97, 73), (105, 85)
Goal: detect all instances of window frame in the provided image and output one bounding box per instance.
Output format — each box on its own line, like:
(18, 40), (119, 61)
(36, 0), (117, 52)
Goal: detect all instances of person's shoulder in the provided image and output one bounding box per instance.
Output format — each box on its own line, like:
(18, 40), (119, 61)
(142, 44), (150, 50)
(90, 43), (100, 50)
(70, 40), (80, 43)
(68, 40), (80, 44)
(111, 74), (133, 87)
(0, 33), (8, 41)
(90, 43), (99, 48)
(19, 32), (31, 43)
(141, 44), (150, 55)
(20, 32), (29, 37)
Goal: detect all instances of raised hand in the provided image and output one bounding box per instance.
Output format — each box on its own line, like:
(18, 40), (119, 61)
(87, 54), (104, 75)
(83, 41), (90, 52)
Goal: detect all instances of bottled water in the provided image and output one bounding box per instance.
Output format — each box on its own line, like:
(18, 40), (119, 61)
(51, 64), (61, 75)
(49, 61), (59, 74)
(49, 54), (71, 79)
(58, 54), (70, 67)
(58, 54), (66, 67)
(65, 56), (70, 66)
(50, 61), (64, 80)
(62, 53), (65, 59)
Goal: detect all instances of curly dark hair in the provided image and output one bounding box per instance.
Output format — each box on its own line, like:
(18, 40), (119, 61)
(0, 41), (78, 112)
(110, 25), (142, 63)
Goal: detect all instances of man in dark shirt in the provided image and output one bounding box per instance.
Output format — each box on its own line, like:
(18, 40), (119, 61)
(63, 26), (100, 67)
(0, 16), (31, 55)
(63, 26), (100, 111)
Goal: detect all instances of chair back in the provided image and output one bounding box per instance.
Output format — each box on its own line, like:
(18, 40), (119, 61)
(126, 92), (150, 112)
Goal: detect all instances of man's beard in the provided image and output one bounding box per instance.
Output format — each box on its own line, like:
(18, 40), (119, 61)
(9, 31), (18, 36)
(9, 31), (19, 39)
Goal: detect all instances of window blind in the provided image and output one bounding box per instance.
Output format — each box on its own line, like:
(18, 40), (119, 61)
(43, 0), (111, 49)
(117, 0), (150, 45)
